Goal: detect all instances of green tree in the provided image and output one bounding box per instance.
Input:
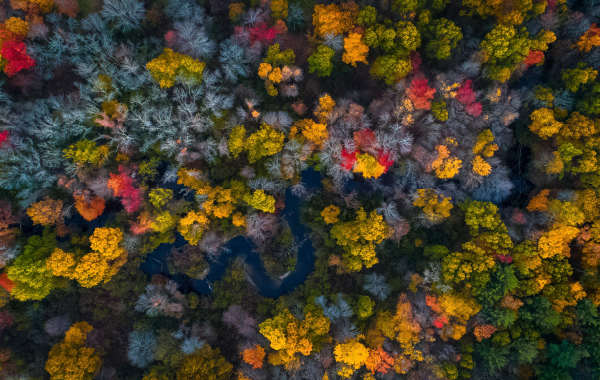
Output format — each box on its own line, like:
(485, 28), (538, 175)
(264, 43), (295, 66)
(370, 55), (412, 85)
(175, 345), (232, 380)
(480, 25), (554, 82)
(308, 45), (335, 77)
(561, 64), (597, 93)
(536, 340), (589, 380)
(424, 18), (462, 60)
(7, 229), (59, 301)
(355, 295), (375, 319)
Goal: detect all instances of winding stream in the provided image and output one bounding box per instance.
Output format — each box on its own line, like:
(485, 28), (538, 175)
(140, 168), (322, 298)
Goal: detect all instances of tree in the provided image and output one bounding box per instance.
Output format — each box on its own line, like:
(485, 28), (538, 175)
(321, 205), (341, 224)
(413, 188), (453, 223)
(263, 43), (295, 67)
(562, 64), (597, 93)
(372, 294), (423, 365)
(577, 24), (600, 53)
(7, 229), (59, 301)
(228, 125), (246, 159)
(246, 123), (285, 163)
(242, 345), (265, 369)
(342, 33), (369, 67)
(472, 155), (492, 176)
(107, 167), (143, 213)
(423, 18), (462, 60)
(536, 340), (589, 380)
(356, 295), (375, 319)
(308, 45), (335, 77)
(407, 78), (436, 110)
(146, 48), (206, 88)
(296, 119), (328, 146)
(45, 322), (102, 380)
(461, 0), (546, 25)
(47, 227), (127, 288)
(270, 0), (287, 19)
(244, 190), (276, 213)
(334, 339), (369, 378)
(537, 225), (579, 259)
(89, 227), (125, 260)
(175, 345), (232, 380)
(431, 99), (449, 121)
(431, 145), (462, 179)
(258, 305), (330, 367)
(480, 25), (555, 82)
(148, 188), (173, 209)
(330, 208), (389, 271)
(312, 3), (357, 38)
(46, 248), (76, 278)
(178, 210), (210, 245)
(353, 153), (387, 179)
(0, 40), (35, 76)
(26, 198), (63, 226)
(369, 54), (412, 85)
(63, 140), (109, 167)
(365, 346), (394, 375)
(74, 194), (105, 222)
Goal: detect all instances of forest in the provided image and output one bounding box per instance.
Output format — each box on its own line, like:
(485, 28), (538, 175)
(1, 0), (600, 379)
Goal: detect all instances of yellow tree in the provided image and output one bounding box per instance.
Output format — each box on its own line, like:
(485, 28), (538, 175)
(333, 339), (369, 378)
(175, 345), (233, 380)
(342, 33), (369, 67)
(528, 108), (563, 139)
(228, 125), (246, 158)
(178, 210), (210, 245)
(312, 3), (357, 38)
(243, 190), (276, 213)
(259, 305), (330, 367)
(47, 227), (127, 288)
(45, 322), (102, 380)
(353, 153), (386, 179)
(146, 48), (205, 88)
(438, 292), (481, 340)
(412, 189), (453, 223)
(537, 225), (580, 258)
(321, 205), (341, 224)
(330, 208), (389, 271)
(375, 294), (423, 361)
(295, 119), (328, 146)
(431, 145), (462, 179)
(27, 198), (63, 226)
(246, 123), (285, 163)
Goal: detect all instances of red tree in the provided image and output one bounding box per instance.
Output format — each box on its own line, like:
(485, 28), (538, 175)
(1, 40), (35, 77)
(407, 77), (436, 110)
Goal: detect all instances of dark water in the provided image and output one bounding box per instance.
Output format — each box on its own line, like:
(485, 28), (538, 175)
(140, 168), (322, 298)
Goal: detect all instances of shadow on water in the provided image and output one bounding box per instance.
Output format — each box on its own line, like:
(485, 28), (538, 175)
(140, 168), (322, 298)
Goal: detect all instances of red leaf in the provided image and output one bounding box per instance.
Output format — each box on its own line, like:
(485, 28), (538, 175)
(0, 130), (8, 147)
(456, 79), (476, 105)
(107, 166), (142, 213)
(466, 102), (482, 117)
(353, 129), (376, 151)
(340, 148), (357, 170)
(407, 77), (436, 110)
(524, 50), (544, 66)
(249, 22), (279, 44)
(0, 273), (14, 293)
(433, 315), (448, 328)
(495, 255), (513, 264)
(376, 149), (394, 173)
(0, 40), (35, 77)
